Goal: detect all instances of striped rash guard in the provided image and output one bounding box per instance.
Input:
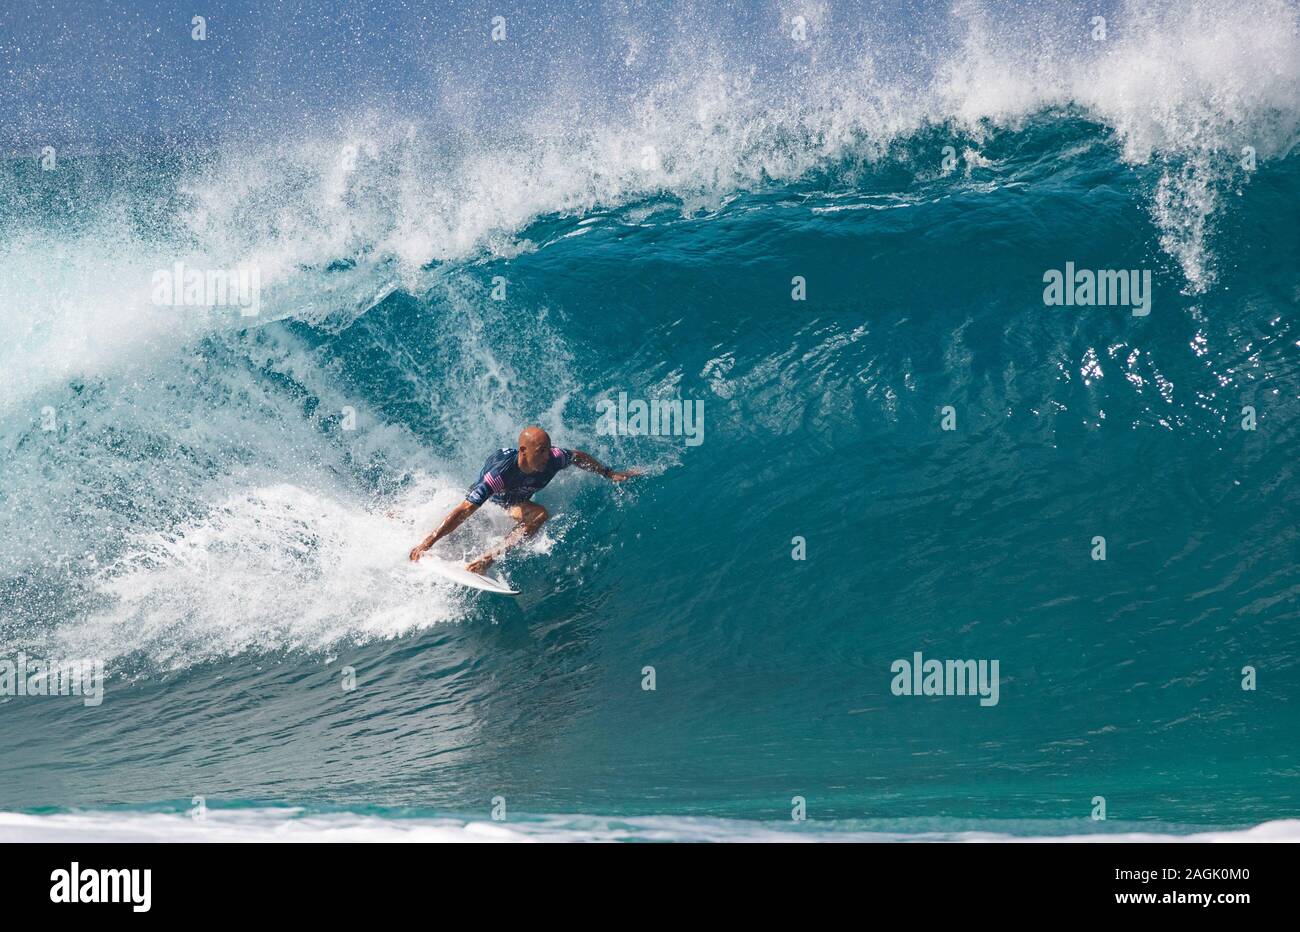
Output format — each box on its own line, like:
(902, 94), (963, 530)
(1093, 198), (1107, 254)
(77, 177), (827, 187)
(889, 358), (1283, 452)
(465, 446), (575, 507)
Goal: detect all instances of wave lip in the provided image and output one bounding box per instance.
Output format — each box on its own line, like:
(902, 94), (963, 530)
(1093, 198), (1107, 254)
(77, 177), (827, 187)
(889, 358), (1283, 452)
(2, 809), (1297, 843)
(6, 1), (1298, 405)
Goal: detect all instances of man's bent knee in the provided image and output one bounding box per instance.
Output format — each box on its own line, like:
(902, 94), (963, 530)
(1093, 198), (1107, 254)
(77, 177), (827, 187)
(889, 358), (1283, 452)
(524, 504), (549, 529)
(511, 502), (548, 531)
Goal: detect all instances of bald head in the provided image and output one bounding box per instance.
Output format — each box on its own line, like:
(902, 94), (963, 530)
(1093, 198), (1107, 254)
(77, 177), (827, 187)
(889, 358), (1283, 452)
(517, 425), (552, 473)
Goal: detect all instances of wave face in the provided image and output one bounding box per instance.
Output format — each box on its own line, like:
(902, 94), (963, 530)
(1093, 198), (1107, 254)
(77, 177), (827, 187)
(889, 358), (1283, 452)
(1, 0), (1299, 833)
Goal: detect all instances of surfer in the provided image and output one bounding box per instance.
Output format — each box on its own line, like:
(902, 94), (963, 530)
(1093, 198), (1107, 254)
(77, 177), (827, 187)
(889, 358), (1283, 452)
(409, 426), (640, 574)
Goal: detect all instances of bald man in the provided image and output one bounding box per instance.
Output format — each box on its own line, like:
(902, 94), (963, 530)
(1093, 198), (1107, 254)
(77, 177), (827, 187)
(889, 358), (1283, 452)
(409, 426), (640, 574)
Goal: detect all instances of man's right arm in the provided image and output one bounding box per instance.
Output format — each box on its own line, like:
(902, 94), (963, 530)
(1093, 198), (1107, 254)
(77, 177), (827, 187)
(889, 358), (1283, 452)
(410, 499), (480, 561)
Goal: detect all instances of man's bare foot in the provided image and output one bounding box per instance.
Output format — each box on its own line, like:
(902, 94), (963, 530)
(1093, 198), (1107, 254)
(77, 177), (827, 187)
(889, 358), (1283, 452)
(466, 555), (495, 575)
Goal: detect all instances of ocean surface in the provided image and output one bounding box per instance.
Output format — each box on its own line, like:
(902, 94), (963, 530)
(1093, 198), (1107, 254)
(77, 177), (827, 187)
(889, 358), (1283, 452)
(1, 0), (1298, 841)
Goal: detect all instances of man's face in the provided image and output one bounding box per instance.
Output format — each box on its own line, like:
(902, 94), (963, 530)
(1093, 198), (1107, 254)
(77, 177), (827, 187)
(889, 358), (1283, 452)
(517, 434), (550, 473)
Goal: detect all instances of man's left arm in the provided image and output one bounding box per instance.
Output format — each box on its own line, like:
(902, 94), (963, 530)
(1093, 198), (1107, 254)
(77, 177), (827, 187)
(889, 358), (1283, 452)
(568, 449), (641, 482)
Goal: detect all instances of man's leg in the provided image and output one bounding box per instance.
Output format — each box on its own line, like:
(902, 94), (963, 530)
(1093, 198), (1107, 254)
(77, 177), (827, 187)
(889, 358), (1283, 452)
(466, 501), (549, 573)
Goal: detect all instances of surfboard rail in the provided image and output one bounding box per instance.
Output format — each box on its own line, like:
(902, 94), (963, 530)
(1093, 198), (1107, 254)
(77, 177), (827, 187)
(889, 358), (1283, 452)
(416, 558), (519, 595)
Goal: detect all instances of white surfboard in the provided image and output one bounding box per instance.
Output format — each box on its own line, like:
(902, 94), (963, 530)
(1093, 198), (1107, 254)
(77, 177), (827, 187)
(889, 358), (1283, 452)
(417, 558), (519, 596)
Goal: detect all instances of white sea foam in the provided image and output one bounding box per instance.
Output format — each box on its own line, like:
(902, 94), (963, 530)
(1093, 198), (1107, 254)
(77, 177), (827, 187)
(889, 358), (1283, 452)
(45, 482), (483, 669)
(0, 315), (573, 668)
(1, 808), (1296, 843)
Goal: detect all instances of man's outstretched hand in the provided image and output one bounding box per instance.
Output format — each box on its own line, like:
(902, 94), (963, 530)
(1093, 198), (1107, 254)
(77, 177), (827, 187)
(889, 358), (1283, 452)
(409, 545), (426, 562)
(609, 468), (643, 482)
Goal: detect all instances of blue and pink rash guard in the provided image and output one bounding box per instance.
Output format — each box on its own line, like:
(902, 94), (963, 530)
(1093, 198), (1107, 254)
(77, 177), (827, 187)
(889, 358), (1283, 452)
(465, 446), (575, 508)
